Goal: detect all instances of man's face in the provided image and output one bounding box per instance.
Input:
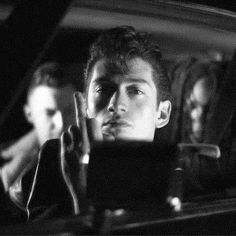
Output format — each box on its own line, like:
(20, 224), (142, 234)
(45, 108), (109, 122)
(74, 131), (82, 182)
(87, 57), (168, 142)
(25, 85), (76, 146)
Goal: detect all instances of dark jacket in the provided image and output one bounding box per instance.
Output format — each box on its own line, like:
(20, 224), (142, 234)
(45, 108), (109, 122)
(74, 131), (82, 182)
(0, 180), (27, 226)
(27, 140), (174, 221)
(0, 130), (39, 225)
(27, 139), (73, 221)
(27, 134), (236, 222)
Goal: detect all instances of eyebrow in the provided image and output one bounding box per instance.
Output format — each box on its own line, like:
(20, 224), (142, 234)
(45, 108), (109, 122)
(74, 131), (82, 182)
(93, 76), (151, 86)
(92, 76), (110, 84)
(125, 78), (150, 85)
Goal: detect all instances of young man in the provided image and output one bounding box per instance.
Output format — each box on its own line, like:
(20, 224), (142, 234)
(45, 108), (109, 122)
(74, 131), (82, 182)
(27, 26), (172, 220)
(0, 62), (78, 220)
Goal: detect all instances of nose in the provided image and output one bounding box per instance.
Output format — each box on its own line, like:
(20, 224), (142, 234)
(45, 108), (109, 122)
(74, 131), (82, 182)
(107, 91), (127, 113)
(52, 111), (64, 132)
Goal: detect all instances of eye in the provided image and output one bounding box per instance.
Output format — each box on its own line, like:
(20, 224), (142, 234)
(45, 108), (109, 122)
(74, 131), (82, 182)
(127, 86), (144, 95)
(95, 84), (115, 95)
(95, 86), (104, 94)
(45, 109), (56, 116)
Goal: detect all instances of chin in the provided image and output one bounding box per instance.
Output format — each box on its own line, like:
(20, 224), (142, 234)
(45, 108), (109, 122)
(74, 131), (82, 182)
(103, 133), (147, 142)
(103, 134), (116, 141)
(103, 132), (130, 141)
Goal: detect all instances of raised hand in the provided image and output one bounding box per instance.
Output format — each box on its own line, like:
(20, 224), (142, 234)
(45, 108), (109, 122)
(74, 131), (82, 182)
(60, 92), (102, 215)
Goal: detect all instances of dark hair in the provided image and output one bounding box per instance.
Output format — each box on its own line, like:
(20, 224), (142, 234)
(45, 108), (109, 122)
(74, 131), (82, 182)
(170, 56), (224, 143)
(183, 61), (218, 101)
(85, 26), (171, 102)
(27, 62), (79, 101)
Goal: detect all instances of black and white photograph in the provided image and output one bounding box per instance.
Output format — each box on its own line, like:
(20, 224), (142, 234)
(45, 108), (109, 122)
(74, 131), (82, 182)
(0, 0), (235, 234)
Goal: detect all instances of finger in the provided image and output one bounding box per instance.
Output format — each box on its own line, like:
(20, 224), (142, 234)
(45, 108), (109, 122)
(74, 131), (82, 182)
(61, 131), (72, 156)
(68, 125), (81, 151)
(86, 118), (103, 145)
(74, 92), (90, 154)
(74, 91), (86, 128)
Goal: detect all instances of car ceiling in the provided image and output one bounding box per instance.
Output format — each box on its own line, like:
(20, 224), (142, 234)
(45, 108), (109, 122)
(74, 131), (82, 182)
(1, 0), (236, 60)
(59, 0), (236, 59)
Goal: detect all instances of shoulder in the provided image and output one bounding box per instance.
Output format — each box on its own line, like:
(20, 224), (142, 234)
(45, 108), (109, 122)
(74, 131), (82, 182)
(28, 138), (72, 219)
(39, 139), (60, 157)
(34, 139), (61, 187)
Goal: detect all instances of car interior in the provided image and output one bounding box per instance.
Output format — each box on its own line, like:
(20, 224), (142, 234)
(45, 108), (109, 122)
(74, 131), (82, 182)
(0, 0), (235, 234)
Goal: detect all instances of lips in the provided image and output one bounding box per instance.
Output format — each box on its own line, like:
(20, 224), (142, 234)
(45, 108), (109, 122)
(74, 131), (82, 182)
(102, 119), (131, 137)
(101, 119), (132, 140)
(102, 119), (131, 128)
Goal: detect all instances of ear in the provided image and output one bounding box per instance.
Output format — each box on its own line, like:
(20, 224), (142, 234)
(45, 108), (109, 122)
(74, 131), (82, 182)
(23, 104), (33, 124)
(155, 100), (172, 129)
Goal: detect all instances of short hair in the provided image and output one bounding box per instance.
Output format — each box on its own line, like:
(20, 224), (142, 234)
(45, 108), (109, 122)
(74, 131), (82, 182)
(27, 62), (79, 102)
(85, 26), (171, 103)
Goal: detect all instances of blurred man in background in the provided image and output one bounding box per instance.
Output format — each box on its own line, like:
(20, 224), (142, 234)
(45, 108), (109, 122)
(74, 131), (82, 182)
(0, 62), (79, 212)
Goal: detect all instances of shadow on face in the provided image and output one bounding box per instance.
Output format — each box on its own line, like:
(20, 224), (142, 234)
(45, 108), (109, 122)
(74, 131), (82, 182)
(87, 57), (171, 142)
